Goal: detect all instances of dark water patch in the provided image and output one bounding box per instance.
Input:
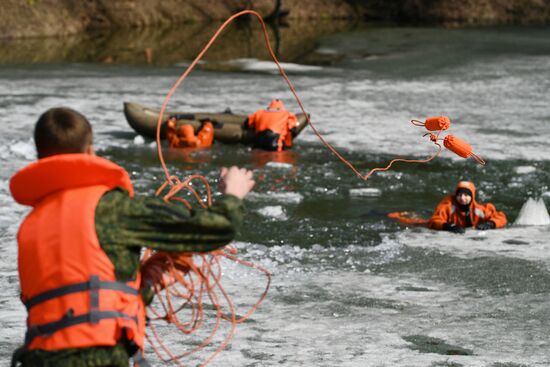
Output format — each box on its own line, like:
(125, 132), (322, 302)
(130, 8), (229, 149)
(403, 335), (473, 355)
(344, 295), (404, 310)
(502, 239), (530, 246)
(469, 236), (487, 241)
(98, 141), (550, 256)
(98, 130), (140, 140)
(318, 26), (550, 77)
(376, 247), (550, 295)
(396, 285), (433, 292)
(274, 285), (403, 312)
(274, 284), (332, 305)
(240, 349), (274, 361)
(431, 361), (464, 367)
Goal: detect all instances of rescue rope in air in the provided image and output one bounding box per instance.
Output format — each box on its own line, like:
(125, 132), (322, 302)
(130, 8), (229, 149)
(154, 10), (484, 184)
(142, 9), (485, 366)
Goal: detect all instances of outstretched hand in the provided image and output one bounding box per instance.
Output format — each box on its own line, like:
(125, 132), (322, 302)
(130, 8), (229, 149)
(443, 223), (465, 234)
(476, 221), (496, 230)
(219, 166), (255, 200)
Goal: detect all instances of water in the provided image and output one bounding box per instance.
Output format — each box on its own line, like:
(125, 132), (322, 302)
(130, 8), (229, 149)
(1, 23), (550, 366)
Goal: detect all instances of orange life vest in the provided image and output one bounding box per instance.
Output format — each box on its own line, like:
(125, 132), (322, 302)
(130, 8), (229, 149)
(10, 154), (146, 351)
(247, 105), (298, 151)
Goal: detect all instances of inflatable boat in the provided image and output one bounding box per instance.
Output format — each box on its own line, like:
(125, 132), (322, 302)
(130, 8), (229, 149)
(124, 102), (309, 145)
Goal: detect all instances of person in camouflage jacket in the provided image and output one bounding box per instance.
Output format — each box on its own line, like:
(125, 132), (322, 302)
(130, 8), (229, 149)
(11, 107), (255, 367)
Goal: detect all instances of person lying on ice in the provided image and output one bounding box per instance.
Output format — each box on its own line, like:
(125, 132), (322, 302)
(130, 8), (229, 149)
(428, 181), (507, 234)
(166, 116), (215, 148)
(9, 107), (254, 367)
(245, 99), (299, 152)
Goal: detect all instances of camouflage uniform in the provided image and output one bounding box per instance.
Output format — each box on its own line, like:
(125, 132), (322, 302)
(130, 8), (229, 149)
(18, 189), (244, 367)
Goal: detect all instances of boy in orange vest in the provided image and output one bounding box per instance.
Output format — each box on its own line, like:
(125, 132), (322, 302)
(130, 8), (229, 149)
(246, 99), (299, 151)
(10, 107), (254, 366)
(428, 181), (507, 234)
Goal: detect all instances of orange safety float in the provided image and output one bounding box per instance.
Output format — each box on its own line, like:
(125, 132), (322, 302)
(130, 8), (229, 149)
(387, 211), (429, 226)
(443, 134), (485, 164)
(411, 116), (485, 165)
(412, 116), (451, 131)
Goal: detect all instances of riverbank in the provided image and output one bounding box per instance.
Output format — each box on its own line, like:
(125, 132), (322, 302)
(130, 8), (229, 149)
(1, 0), (549, 40)
(0, 19), (354, 65)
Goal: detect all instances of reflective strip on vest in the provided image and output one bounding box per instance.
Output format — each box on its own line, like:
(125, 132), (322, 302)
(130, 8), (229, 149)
(23, 276), (138, 311)
(23, 275), (140, 347)
(474, 208), (485, 218)
(25, 310), (138, 346)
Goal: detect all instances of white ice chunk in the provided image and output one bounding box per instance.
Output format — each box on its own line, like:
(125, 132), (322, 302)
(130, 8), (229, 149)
(514, 166), (536, 174)
(315, 47), (340, 55)
(133, 135), (145, 145)
(248, 191), (303, 204)
(514, 197), (550, 226)
(257, 205), (287, 221)
(225, 58), (322, 74)
(265, 162), (294, 169)
(349, 188), (382, 197)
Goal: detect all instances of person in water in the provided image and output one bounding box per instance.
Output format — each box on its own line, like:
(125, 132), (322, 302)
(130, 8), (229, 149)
(245, 99), (299, 152)
(428, 181), (507, 234)
(166, 116), (215, 148)
(9, 107), (254, 366)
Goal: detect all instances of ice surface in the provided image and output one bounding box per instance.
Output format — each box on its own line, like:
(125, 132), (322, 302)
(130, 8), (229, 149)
(400, 226), (550, 268)
(349, 187), (382, 197)
(257, 205), (287, 221)
(514, 165), (537, 174)
(248, 191), (304, 204)
(133, 135), (145, 145)
(225, 58), (323, 74)
(265, 161), (294, 169)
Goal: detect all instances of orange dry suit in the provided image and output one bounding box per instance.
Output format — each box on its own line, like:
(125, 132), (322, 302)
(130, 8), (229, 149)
(166, 118), (214, 148)
(10, 154), (146, 354)
(247, 99), (299, 152)
(428, 181), (507, 230)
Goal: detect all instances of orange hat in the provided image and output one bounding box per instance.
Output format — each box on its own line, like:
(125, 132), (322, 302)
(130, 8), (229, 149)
(455, 181), (476, 201)
(268, 99), (284, 110)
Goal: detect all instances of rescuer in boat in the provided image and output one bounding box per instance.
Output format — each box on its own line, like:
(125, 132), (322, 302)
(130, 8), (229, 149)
(166, 116), (215, 148)
(9, 107), (254, 366)
(428, 181), (507, 234)
(245, 99), (299, 152)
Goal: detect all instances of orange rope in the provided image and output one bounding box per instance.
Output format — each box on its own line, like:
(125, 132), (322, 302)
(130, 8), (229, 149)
(142, 9), (486, 366)
(153, 10), (450, 184)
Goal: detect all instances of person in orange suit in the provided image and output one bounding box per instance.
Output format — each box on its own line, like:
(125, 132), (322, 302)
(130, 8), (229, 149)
(246, 99), (299, 152)
(428, 181), (507, 234)
(166, 117), (214, 148)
